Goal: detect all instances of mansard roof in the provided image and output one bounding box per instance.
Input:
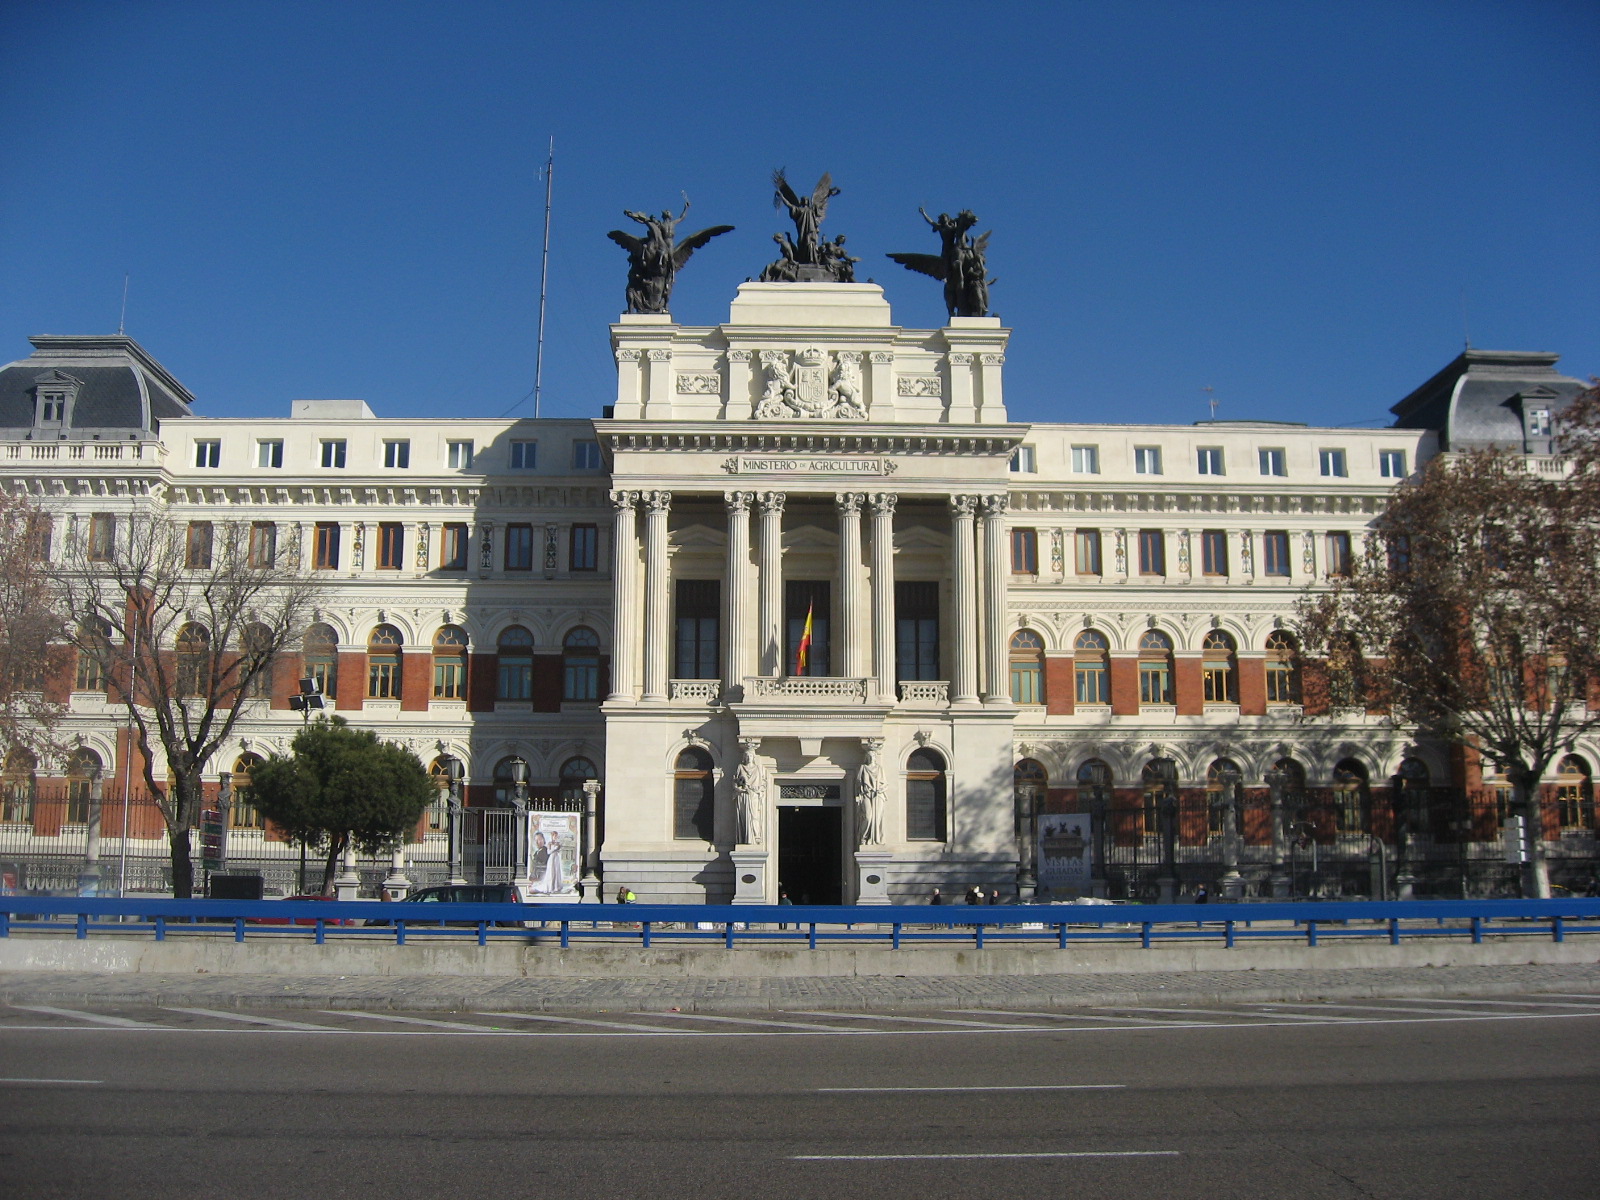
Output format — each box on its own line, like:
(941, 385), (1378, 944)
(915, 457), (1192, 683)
(1390, 349), (1587, 451)
(0, 334), (195, 435)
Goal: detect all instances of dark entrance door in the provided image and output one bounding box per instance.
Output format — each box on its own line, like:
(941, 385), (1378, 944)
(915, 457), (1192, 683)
(778, 804), (843, 905)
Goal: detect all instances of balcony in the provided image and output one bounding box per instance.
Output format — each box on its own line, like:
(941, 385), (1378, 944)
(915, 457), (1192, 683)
(744, 676), (870, 701)
(897, 680), (950, 705)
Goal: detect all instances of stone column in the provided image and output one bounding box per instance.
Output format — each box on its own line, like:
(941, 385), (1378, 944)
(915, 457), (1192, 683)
(980, 494), (1010, 703)
(836, 493), (865, 679)
(642, 490), (672, 701)
(950, 495), (979, 703)
(869, 492), (897, 701)
(757, 492), (786, 676)
(723, 491), (754, 692)
(607, 491), (639, 702)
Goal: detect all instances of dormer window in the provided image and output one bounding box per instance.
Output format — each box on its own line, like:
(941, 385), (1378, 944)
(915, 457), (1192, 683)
(39, 394), (66, 424)
(1528, 409), (1551, 438)
(31, 370), (81, 429)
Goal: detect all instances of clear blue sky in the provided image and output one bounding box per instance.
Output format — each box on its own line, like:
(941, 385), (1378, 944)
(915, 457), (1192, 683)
(2, 1), (1595, 428)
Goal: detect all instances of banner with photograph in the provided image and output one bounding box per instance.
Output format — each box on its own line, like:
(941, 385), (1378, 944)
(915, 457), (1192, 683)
(1037, 812), (1093, 894)
(527, 811), (580, 896)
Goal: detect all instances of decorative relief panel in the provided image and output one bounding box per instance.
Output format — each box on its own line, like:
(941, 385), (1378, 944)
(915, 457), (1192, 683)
(676, 373), (723, 394)
(755, 348), (866, 420)
(897, 375), (942, 397)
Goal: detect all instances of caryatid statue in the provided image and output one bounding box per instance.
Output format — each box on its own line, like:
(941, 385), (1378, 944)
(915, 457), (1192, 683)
(607, 199), (734, 315)
(855, 739), (887, 847)
(734, 740), (767, 845)
(886, 207), (996, 317)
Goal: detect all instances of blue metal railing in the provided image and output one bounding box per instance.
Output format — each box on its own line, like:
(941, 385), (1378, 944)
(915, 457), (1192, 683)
(1, 897), (1599, 949)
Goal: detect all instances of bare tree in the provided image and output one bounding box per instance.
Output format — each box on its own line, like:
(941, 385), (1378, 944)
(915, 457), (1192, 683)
(1297, 432), (1600, 898)
(0, 490), (67, 761)
(53, 511), (324, 897)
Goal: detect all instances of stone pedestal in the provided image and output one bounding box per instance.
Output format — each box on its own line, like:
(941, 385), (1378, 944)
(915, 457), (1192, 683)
(1269, 870), (1291, 899)
(1220, 870), (1244, 901)
(334, 843), (361, 902)
(855, 850), (892, 905)
(731, 848), (769, 905)
(1157, 874), (1178, 905)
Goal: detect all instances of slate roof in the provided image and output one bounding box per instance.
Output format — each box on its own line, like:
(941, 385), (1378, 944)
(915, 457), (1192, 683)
(0, 335), (195, 436)
(1391, 350), (1588, 452)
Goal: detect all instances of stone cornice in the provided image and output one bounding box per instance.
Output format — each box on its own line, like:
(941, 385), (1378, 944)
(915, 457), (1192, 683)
(599, 422), (1027, 459)
(1007, 487), (1387, 516)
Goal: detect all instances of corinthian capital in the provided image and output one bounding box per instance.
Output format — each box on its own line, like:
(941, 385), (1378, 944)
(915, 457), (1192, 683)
(643, 490), (673, 512)
(949, 494), (978, 519)
(758, 491), (787, 515)
(723, 490), (755, 513)
(835, 492), (865, 516)
(609, 490), (639, 513)
(980, 494), (1009, 518)
(868, 492), (898, 517)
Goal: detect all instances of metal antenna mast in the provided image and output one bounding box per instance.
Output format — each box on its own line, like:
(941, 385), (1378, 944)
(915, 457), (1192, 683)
(1204, 385), (1218, 420)
(534, 137), (554, 419)
(118, 274), (130, 336)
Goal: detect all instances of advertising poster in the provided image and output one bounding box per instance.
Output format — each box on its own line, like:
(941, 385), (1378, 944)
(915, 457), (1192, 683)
(1037, 812), (1093, 894)
(527, 811), (580, 896)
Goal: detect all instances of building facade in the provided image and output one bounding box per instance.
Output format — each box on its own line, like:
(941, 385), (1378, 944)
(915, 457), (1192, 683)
(1, 287), (1594, 901)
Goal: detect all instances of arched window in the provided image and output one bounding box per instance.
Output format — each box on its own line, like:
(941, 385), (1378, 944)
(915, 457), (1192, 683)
(2, 748), (37, 824)
(1206, 758), (1243, 838)
(433, 626), (468, 700)
(673, 747), (714, 841)
(65, 748), (101, 824)
(303, 623), (339, 700)
(1265, 630), (1301, 704)
(240, 622), (274, 699)
(563, 627), (601, 702)
(1272, 757), (1307, 806)
(427, 755), (460, 830)
(230, 753), (264, 829)
(74, 618), (112, 692)
(175, 623), (211, 698)
(492, 755), (528, 807)
(1009, 630), (1044, 704)
(367, 624), (403, 699)
(906, 748), (948, 841)
(1140, 758), (1176, 838)
(1556, 756), (1594, 831)
(1333, 759), (1371, 834)
(1201, 630), (1238, 704)
(1138, 630), (1173, 706)
(496, 626), (534, 701)
(1074, 630), (1110, 704)
(1076, 758), (1112, 803)
(560, 757), (598, 804)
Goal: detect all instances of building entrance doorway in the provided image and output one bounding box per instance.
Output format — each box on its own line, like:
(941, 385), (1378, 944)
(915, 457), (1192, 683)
(778, 804), (843, 905)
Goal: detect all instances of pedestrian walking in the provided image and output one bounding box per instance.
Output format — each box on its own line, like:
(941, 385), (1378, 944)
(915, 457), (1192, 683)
(1195, 884), (1209, 904)
(987, 887), (1001, 905)
(964, 885), (983, 905)
(929, 887), (944, 905)
(778, 889), (792, 930)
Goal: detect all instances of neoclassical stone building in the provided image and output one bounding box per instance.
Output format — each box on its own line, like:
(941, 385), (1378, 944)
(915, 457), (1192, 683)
(0, 289), (1594, 902)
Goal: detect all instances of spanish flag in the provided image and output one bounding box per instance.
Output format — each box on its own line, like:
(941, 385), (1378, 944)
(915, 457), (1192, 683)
(795, 600), (814, 675)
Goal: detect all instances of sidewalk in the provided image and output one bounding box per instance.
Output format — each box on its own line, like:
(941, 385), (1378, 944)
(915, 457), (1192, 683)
(3, 960), (1598, 1014)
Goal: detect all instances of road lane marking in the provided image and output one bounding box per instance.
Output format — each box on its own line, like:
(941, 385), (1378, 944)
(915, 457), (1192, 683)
(165, 1007), (338, 1031)
(0, 1077), (102, 1084)
(785, 1010), (1046, 1029)
(818, 1084), (1126, 1092)
(1537, 993), (1600, 1000)
(12, 1006), (156, 1028)
(631, 1011), (856, 1032)
(792, 1150), (1178, 1160)
(475, 1011), (690, 1033)
(1115, 1005), (1350, 1023)
(1256, 1001), (1531, 1019)
(1383, 997), (1600, 1010)
(951, 1008), (1222, 1026)
(327, 1011), (511, 1032)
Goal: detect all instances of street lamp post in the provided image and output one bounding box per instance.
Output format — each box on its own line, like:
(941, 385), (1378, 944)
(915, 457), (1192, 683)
(78, 764), (104, 897)
(1015, 784), (1039, 901)
(1157, 764), (1179, 904)
(509, 757), (533, 895)
(445, 757), (467, 886)
(1265, 763), (1291, 898)
(1217, 763), (1243, 900)
(579, 778), (602, 902)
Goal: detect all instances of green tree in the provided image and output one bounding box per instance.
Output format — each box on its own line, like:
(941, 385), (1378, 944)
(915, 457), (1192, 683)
(245, 716), (434, 894)
(1297, 422), (1600, 898)
(0, 490), (67, 761)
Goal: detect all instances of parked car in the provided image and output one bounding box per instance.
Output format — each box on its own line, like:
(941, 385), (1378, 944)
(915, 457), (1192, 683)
(366, 883), (529, 927)
(252, 894), (352, 926)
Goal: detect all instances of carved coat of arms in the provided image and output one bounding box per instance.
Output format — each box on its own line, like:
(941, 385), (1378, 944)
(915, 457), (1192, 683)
(756, 348), (867, 420)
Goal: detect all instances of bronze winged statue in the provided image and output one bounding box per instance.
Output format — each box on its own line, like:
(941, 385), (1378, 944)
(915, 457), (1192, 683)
(607, 200), (734, 315)
(886, 207), (995, 317)
(761, 170), (853, 282)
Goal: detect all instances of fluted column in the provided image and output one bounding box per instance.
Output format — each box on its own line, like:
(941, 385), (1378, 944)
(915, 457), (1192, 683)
(980, 493), (1010, 702)
(869, 492), (897, 700)
(723, 491), (754, 690)
(757, 492), (786, 676)
(836, 493), (865, 679)
(607, 491), (639, 702)
(950, 495), (979, 703)
(642, 490), (671, 701)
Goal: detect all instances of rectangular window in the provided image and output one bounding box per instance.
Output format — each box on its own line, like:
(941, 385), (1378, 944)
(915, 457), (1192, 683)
(39, 394), (65, 424)
(256, 439), (283, 469)
(88, 513), (116, 562)
(441, 523), (468, 571)
(1201, 529), (1228, 576)
(185, 521), (213, 569)
(1325, 531), (1352, 578)
(572, 440), (602, 470)
(1379, 449), (1407, 478)
(1259, 448), (1286, 477)
(433, 659), (465, 700)
(1319, 448), (1348, 477)
(383, 440), (410, 469)
(785, 580), (831, 676)
(27, 515), (50, 561)
(1009, 445), (1036, 473)
(1134, 446), (1162, 475)
(313, 522), (340, 570)
(569, 524), (598, 571)
(509, 440), (538, 470)
(1262, 530), (1291, 577)
(1076, 657), (1109, 705)
(1071, 445), (1099, 474)
(368, 658), (399, 699)
(1010, 528), (1038, 574)
(1138, 529), (1166, 575)
(447, 440), (474, 469)
(1528, 409), (1552, 438)
(247, 522), (276, 569)
(504, 523), (534, 571)
(1388, 533), (1411, 574)
(1139, 662), (1172, 705)
(1203, 663), (1236, 704)
(75, 648), (107, 692)
(377, 522), (404, 570)
(673, 580), (720, 679)
(895, 580), (940, 682)
(191, 440), (219, 469)
(1075, 529), (1102, 576)
(320, 439), (347, 469)
(1197, 447), (1225, 475)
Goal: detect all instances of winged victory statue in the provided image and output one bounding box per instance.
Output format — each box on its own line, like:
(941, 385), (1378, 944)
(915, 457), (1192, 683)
(886, 207), (995, 318)
(760, 170), (856, 283)
(607, 200), (734, 315)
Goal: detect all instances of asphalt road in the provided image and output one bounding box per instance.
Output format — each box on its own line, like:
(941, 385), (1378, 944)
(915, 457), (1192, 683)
(2, 993), (1597, 1199)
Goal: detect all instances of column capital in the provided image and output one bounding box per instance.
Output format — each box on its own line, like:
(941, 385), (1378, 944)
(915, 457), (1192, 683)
(980, 493), (1009, 518)
(724, 490), (756, 512)
(615, 348), (641, 363)
(949, 494), (978, 519)
(609, 489), (639, 512)
(835, 492), (866, 516)
(868, 492), (898, 516)
(757, 491), (787, 515)
(643, 490), (673, 512)
(727, 349), (753, 363)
